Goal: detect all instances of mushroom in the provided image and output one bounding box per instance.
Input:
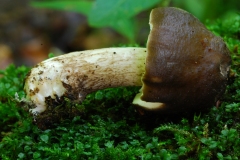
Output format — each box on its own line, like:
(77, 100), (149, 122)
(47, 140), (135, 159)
(24, 7), (231, 115)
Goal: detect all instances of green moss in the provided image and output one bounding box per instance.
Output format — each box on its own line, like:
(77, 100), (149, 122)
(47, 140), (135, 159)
(0, 65), (30, 134)
(0, 14), (240, 159)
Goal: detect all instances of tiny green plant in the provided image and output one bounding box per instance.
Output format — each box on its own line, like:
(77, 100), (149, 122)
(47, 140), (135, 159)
(31, 0), (161, 42)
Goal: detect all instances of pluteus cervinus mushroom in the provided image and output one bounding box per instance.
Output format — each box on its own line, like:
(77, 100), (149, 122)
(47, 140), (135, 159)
(24, 7), (231, 115)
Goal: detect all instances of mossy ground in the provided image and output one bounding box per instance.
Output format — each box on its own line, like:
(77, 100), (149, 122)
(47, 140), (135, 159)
(0, 15), (240, 160)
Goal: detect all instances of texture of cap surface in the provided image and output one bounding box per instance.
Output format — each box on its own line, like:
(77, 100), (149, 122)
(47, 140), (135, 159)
(142, 7), (231, 112)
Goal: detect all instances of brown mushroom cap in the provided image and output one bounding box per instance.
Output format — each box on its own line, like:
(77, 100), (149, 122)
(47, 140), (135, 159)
(141, 7), (231, 113)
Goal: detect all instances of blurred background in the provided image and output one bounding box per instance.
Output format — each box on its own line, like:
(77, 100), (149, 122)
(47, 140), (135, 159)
(0, 0), (239, 69)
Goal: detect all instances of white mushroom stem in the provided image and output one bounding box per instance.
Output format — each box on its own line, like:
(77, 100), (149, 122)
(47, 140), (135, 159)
(24, 47), (153, 114)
